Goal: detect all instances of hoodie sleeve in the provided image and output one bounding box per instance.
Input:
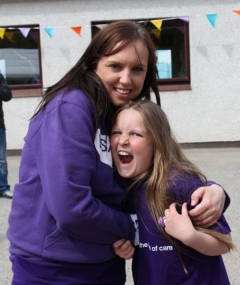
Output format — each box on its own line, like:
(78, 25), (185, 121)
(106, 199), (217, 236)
(170, 175), (231, 234)
(28, 91), (135, 244)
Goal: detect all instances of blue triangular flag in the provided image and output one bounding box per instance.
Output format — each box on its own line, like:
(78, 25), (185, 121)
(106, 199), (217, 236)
(206, 14), (217, 28)
(44, 27), (55, 37)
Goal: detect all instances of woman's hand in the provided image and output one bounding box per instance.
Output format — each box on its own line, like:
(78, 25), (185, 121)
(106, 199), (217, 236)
(113, 238), (135, 260)
(189, 184), (226, 227)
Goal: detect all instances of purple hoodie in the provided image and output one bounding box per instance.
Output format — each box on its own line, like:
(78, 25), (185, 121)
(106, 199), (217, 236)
(7, 89), (135, 263)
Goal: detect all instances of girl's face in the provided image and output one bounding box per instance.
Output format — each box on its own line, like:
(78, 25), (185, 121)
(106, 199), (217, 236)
(95, 40), (149, 107)
(111, 109), (154, 178)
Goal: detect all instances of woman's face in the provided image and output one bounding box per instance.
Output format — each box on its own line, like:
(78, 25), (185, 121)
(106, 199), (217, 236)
(111, 109), (154, 178)
(95, 40), (149, 107)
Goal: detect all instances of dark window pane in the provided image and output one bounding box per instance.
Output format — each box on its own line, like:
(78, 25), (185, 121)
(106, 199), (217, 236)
(0, 26), (41, 87)
(144, 18), (190, 84)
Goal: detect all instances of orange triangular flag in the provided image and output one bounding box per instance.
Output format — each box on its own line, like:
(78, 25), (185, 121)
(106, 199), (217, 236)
(150, 20), (163, 30)
(71, 26), (82, 36)
(0, 28), (6, 39)
(233, 10), (240, 15)
(5, 31), (15, 42)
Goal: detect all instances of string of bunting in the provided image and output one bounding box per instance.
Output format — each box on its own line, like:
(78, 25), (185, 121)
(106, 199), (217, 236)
(0, 10), (239, 39)
(0, 26), (83, 39)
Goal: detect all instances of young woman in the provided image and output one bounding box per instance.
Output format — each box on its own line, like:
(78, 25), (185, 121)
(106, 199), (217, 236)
(111, 101), (235, 285)
(7, 21), (227, 285)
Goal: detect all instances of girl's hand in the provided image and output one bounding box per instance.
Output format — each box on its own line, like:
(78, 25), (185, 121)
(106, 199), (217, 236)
(164, 203), (196, 243)
(113, 238), (135, 260)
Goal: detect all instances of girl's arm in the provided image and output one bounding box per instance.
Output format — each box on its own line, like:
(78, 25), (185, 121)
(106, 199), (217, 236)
(164, 203), (231, 256)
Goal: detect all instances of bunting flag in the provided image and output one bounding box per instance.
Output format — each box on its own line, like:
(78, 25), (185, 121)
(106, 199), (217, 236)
(44, 27), (55, 38)
(5, 31), (15, 42)
(150, 20), (162, 30)
(206, 13), (217, 27)
(95, 24), (108, 30)
(71, 26), (82, 36)
(29, 32), (38, 42)
(0, 28), (6, 39)
(233, 10), (240, 15)
(222, 44), (233, 58)
(19, 28), (30, 38)
(59, 47), (71, 61)
(0, 8), (239, 41)
(151, 28), (161, 39)
(196, 45), (209, 60)
(179, 16), (189, 22)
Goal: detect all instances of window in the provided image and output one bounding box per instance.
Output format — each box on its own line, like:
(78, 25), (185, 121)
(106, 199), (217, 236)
(0, 24), (42, 92)
(91, 18), (190, 91)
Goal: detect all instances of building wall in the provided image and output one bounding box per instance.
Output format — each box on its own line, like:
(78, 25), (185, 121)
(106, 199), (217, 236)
(1, 0), (240, 150)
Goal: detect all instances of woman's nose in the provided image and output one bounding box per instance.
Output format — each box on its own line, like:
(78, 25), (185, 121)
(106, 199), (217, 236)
(119, 69), (132, 85)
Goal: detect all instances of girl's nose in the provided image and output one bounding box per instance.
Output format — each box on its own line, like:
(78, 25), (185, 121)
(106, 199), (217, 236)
(119, 135), (129, 145)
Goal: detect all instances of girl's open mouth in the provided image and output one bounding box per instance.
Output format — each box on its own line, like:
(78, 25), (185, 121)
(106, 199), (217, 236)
(118, 151), (133, 164)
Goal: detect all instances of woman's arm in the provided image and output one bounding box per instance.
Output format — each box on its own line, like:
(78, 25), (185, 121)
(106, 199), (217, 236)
(164, 203), (231, 256)
(189, 184), (228, 227)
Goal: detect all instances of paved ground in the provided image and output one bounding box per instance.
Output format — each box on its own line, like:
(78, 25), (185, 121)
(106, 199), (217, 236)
(0, 147), (240, 285)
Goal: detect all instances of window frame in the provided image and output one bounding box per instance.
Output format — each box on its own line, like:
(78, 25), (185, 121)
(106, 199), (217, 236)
(0, 24), (43, 97)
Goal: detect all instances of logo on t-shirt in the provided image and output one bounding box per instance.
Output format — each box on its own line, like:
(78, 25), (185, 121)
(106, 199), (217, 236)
(94, 129), (112, 167)
(139, 242), (173, 252)
(130, 214), (139, 246)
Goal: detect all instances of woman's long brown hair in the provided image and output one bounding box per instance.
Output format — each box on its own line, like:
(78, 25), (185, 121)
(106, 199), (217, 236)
(33, 21), (161, 131)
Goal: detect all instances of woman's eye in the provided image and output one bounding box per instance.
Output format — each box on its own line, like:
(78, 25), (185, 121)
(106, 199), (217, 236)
(133, 66), (144, 72)
(109, 64), (120, 70)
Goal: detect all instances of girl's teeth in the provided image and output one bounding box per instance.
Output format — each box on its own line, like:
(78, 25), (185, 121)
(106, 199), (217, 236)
(118, 151), (129, 156)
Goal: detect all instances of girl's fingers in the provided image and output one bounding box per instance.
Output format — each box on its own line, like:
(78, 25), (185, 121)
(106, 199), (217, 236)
(181, 203), (188, 215)
(124, 247), (135, 260)
(113, 238), (125, 249)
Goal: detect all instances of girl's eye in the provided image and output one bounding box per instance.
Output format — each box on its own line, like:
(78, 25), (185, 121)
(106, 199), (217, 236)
(132, 133), (142, 137)
(111, 131), (121, 135)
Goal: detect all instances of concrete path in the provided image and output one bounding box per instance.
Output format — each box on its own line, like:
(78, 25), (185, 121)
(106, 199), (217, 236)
(1, 147), (239, 285)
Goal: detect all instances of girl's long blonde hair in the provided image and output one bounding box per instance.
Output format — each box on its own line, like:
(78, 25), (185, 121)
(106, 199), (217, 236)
(114, 101), (236, 260)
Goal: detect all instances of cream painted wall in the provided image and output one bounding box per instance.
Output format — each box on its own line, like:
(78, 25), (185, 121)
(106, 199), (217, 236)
(4, 97), (41, 150)
(1, 0), (240, 150)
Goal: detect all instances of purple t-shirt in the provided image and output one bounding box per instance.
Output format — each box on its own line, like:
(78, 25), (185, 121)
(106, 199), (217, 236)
(127, 174), (231, 285)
